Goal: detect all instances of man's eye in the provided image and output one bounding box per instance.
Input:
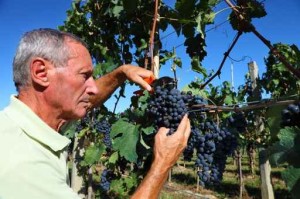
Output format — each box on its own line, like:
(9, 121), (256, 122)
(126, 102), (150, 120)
(82, 73), (90, 80)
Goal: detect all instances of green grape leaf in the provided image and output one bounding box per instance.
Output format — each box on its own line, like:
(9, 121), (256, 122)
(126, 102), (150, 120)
(173, 57), (182, 68)
(195, 13), (204, 37)
(123, 0), (138, 13)
(142, 126), (155, 135)
(281, 166), (300, 199)
(185, 34), (207, 61)
(265, 105), (285, 139)
(278, 127), (297, 148)
(108, 151), (119, 164)
(247, 0), (267, 19)
(268, 142), (287, 166)
(203, 12), (215, 24)
(112, 5), (123, 17)
(160, 51), (176, 64)
(137, 39), (148, 52)
(175, 0), (195, 18)
(110, 179), (127, 197)
(182, 84), (208, 98)
(60, 120), (77, 138)
(224, 95), (234, 105)
(191, 56), (207, 77)
(140, 133), (150, 149)
(81, 144), (105, 166)
(110, 173), (138, 196)
(268, 127), (300, 166)
(124, 173), (139, 188)
(111, 118), (129, 138)
(111, 119), (139, 162)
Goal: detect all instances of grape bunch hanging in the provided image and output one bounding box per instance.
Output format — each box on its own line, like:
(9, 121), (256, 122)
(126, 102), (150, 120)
(281, 103), (300, 127)
(147, 85), (188, 135)
(146, 82), (238, 187)
(76, 108), (112, 150)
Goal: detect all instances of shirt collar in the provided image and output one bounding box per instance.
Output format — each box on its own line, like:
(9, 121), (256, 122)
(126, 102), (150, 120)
(4, 95), (71, 152)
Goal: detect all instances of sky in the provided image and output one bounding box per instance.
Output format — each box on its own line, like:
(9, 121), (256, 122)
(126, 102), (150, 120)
(1, 0), (300, 112)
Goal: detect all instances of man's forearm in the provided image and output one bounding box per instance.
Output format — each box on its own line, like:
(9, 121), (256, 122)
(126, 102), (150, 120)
(89, 65), (153, 108)
(90, 65), (127, 108)
(131, 160), (170, 199)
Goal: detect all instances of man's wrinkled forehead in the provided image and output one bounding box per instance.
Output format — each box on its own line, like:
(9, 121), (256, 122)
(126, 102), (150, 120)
(64, 37), (85, 58)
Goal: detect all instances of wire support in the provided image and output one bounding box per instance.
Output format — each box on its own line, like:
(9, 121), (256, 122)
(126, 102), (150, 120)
(190, 94), (300, 112)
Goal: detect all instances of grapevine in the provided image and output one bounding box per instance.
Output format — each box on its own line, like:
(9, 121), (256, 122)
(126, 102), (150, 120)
(99, 169), (114, 192)
(281, 103), (300, 127)
(146, 84), (238, 187)
(147, 85), (188, 135)
(75, 108), (113, 151)
(94, 119), (113, 150)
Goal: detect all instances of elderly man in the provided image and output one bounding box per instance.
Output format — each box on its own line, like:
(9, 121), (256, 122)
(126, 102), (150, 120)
(0, 28), (190, 199)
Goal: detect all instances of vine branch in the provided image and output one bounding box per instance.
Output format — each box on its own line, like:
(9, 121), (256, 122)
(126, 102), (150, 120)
(150, 0), (159, 72)
(225, 0), (300, 79)
(200, 31), (242, 89)
(190, 99), (299, 112)
(112, 85), (125, 114)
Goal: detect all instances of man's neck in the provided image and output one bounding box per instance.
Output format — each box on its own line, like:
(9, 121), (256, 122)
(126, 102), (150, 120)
(18, 90), (65, 132)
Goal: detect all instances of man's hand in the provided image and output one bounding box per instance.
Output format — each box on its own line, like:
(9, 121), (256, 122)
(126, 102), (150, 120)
(119, 64), (154, 92)
(152, 114), (191, 172)
(131, 115), (191, 199)
(90, 64), (154, 108)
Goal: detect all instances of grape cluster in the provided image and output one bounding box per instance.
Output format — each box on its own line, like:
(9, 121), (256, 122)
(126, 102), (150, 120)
(95, 119), (113, 150)
(147, 86), (188, 135)
(76, 116), (89, 132)
(147, 86), (238, 187)
(75, 108), (113, 150)
(228, 112), (247, 133)
(99, 169), (114, 192)
(191, 121), (237, 186)
(281, 103), (300, 127)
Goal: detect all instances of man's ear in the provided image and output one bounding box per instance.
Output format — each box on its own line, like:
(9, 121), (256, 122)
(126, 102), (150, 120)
(30, 58), (50, 87)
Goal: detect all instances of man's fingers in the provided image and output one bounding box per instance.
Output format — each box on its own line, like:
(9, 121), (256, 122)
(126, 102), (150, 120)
(139, 79), (152, 92)
(134, 73), (154, 92)
(156, 127), (170, 137)
(183, 117), (191, 143)
(176, 114), (189, 135)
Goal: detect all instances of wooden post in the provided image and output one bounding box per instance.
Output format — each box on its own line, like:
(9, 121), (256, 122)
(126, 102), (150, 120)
(168, 168), (172, 183)
(247, 143), (256, 176)
(259, 149), (275, 199)
(87, 167), (94, 199)
(153, 54), (159, 78)
(235, 149), (245, 199)
(248, 61), (274, 199)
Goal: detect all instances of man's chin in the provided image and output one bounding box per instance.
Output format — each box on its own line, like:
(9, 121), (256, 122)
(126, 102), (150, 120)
(65, 109), (88, 121)
(77, 109), (88, 119)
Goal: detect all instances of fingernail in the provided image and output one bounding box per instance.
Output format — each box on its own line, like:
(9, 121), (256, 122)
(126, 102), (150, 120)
(147, 85), (152, 91)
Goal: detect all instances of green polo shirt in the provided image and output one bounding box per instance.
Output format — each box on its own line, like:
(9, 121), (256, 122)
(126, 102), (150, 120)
(0, 96), (81, 199)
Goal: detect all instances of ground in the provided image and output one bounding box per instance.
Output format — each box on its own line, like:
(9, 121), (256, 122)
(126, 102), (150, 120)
(159, 155), (291, 199)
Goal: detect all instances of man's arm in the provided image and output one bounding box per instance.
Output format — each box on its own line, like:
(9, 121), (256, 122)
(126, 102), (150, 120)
(131, 115), (191, 199)
(89, 64), (153, 107)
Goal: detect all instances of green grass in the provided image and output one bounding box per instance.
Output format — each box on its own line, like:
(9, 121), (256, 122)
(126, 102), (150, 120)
(159, 154), (292, 199)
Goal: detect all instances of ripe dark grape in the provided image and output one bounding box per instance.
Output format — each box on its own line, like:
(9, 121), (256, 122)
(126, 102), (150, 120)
(147, 86), (188, 135)
(193, 120), (237, 187)
(146, 85), (238, 187)
(281, 103), (300, 127)
(99, 169), (114, 192)
(228, 112), (247, 133)
(75, 109), (113, 150)
(95, 119), (113, 150)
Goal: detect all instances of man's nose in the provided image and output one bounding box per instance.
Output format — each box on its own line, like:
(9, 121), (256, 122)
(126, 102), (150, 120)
(86, 77), (99, 95)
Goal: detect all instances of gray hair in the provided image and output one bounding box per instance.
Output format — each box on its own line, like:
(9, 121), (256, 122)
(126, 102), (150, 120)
(13, 28), (88, 91)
